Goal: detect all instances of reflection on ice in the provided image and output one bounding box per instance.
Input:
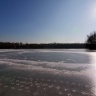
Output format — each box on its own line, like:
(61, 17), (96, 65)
(89, 52), (96, 96)
(0, 49), (96, 96)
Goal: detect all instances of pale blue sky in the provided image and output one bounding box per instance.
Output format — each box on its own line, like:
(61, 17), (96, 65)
(0, 0), (96, 43)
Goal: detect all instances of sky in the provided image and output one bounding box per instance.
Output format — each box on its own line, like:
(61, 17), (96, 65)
(0, 0), (96, 43)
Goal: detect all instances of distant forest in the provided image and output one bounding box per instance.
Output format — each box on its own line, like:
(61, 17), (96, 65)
(0, 42), (85, 49)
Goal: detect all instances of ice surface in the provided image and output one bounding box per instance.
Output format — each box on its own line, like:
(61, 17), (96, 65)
(0, 49), (96, 96)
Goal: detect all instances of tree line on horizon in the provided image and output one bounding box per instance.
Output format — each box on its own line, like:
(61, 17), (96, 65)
(0, 42), (85, 49)
(0, 31), (96, 49)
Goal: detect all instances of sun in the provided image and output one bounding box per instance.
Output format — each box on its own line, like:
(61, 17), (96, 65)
(90, 4), (96, 19)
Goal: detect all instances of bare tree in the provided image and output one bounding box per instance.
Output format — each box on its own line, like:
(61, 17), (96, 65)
(86, 31), (96, 50)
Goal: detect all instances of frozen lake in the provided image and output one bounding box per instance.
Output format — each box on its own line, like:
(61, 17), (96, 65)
(0, 49), (96, 96)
